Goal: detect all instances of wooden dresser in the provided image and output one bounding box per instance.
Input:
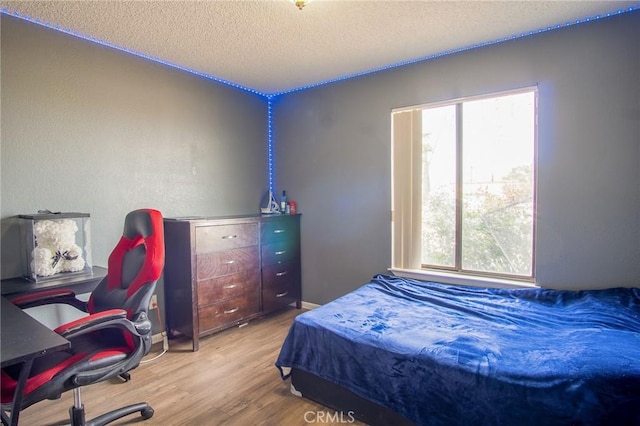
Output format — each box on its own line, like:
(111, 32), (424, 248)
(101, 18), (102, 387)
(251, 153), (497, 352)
(163, 214), (301, 351)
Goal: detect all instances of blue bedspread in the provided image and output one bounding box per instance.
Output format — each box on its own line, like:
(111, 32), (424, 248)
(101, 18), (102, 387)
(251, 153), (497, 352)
(276, 274), (640, 425)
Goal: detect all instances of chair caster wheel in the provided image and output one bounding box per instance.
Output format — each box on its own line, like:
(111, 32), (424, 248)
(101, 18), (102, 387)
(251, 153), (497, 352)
(141, 407), (154, 419)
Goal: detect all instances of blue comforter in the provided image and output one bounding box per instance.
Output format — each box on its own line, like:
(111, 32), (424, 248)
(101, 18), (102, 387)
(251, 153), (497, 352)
(276, 274), (640, 425)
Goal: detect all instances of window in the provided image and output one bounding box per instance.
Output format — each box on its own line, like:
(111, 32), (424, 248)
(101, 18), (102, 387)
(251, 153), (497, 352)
(392, 88), (537, 280)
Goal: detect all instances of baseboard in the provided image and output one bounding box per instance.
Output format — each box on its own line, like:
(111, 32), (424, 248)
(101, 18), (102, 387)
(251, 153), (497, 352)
(152, 332), (164, 345)
(301, 301), (320, 310)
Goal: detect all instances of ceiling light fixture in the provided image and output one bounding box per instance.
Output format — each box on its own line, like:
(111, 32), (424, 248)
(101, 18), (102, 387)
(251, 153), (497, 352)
(290, 0), (312, 10)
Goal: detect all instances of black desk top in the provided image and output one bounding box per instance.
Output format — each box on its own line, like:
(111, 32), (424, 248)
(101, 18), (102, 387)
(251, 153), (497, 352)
(1, 297), (70, 368)
(1, 266), (107, 297)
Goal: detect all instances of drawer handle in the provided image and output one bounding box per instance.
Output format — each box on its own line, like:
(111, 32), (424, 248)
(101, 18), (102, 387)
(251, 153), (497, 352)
(273, 229), (286, 234)
(223, 260), (236, 265)
(222, 235), (238, 240)
(276, 291), (288, 298)
(224, 307), (240, 314)
(276, 271), (288, 277)
(223, 284), (237, 289)
(275, 250), (287, 255)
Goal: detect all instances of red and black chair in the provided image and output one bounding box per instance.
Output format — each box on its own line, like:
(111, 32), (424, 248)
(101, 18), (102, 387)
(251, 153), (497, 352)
(1, 208), (165, 425)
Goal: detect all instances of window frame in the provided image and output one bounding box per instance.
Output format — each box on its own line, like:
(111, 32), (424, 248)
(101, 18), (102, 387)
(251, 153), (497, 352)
(391, 86), (538, 284)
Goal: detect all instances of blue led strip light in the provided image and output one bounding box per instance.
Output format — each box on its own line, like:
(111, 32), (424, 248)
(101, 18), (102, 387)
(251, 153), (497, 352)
(0, 8), (270, 98)
(273, 5), (640, 97)
(266, 96), (275, 194)
(2, 5), (638, 98)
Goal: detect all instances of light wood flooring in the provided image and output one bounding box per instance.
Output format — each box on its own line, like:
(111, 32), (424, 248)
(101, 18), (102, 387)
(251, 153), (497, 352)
(16, 307), (365, 426)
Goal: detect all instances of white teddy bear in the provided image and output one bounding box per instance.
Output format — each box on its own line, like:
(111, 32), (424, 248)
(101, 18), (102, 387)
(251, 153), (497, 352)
(32, 219), (86, 277)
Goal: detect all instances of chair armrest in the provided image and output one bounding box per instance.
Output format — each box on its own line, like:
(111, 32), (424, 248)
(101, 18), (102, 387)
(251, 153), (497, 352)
(64, 310), (155, 387)
(54, 309), (128, 338)
(54, 309), (153, 340)
(11, 288), (88, 312)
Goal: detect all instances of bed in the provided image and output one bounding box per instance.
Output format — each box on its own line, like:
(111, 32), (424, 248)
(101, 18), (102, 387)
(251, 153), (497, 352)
(275, 274), (640, 425)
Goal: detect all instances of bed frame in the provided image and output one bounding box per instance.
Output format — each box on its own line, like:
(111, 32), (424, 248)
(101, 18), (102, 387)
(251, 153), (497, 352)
(290, 368), (415, 426)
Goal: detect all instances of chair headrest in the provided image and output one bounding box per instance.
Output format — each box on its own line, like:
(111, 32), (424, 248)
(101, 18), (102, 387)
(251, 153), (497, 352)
(123, 209), (156, 239)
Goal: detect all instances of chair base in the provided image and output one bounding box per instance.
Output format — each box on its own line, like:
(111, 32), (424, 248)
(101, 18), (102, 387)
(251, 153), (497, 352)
(70, 402), (154, 426)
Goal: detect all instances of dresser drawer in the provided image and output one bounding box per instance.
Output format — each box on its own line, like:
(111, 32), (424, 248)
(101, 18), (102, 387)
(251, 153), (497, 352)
(198, 292), (260, 333)
(196, 246), (259, 280)
(261, 240), (299, 267)
(261, 218), (299, 244)
(262, 260), (300, 284)
(197, 269), (260, 306)
(262, 262), (300, 290)
(263, 287), (298, 313)
(262, 264), (300, 313)
(196, 223), (258, 253)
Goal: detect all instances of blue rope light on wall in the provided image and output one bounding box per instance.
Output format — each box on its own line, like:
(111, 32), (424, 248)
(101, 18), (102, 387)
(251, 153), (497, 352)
(266, 96), (276, 194)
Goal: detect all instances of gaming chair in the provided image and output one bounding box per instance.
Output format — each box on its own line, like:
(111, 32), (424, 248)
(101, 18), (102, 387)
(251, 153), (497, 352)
(1, 208), (165, 425)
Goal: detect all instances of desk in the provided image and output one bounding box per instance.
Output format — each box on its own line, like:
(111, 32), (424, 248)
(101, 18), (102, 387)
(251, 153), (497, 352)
(1, 266), (107, 298)
(1, 297), (70, 426)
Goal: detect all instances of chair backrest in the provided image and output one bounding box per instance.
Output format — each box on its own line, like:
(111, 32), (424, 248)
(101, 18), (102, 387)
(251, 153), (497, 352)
(87, 209), (164, 320)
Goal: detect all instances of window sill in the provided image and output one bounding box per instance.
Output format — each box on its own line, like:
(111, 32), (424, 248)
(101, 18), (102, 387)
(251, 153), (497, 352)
(388, 268), (537, 289)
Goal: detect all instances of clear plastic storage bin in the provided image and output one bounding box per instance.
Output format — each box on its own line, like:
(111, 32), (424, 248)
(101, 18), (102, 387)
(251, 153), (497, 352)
(19, 212), (93, 282)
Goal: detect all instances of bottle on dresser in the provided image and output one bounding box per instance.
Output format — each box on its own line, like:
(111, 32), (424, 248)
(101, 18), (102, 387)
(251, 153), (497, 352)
(280, 190), (287, 213)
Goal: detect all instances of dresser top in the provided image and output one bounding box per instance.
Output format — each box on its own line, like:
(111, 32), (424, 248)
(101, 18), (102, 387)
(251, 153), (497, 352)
(165, 214), (258, 222)
(165, 213), (299, 223)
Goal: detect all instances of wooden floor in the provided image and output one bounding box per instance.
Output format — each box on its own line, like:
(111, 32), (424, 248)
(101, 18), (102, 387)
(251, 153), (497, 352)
(16, 307), (365, 425)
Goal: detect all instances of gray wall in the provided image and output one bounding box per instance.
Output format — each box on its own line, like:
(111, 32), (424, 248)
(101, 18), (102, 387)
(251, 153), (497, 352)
(274, 11), (640, 304)
(1, 15), (268, 279)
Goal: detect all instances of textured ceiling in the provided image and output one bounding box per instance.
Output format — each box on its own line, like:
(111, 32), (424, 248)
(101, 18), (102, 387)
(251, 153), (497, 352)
(1, 1), (639, 95)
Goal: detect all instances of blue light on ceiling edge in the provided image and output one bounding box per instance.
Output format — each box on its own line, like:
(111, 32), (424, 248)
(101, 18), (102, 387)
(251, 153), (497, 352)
(272, 5), (640, 97)
(0, 8), (269, 98)
(2, 5), (639, 194)
(3, 5), (638, 98)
